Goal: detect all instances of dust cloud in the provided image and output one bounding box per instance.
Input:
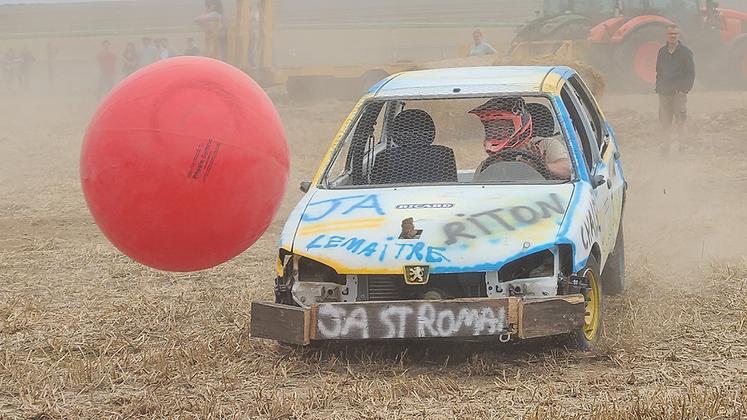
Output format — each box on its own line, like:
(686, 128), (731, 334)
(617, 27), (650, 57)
(1, 1), (746, 418)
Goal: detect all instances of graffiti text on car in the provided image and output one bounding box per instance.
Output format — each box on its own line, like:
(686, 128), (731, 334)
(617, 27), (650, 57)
(316, 302), (507, 339)
(443, 193), (567, 245)
(306, 234), (450, 263)
(302, 194), (385, 222)
(581, 201), (602, 250)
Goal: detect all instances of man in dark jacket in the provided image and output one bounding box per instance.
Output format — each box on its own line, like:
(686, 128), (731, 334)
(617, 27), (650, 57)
(655, 24), (695, 153)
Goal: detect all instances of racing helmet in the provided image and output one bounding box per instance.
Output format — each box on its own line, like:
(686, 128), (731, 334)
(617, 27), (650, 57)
(469, 97), (533, 155)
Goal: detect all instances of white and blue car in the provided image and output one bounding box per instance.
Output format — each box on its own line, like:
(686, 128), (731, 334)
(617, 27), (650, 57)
(252, 66), (626, 349)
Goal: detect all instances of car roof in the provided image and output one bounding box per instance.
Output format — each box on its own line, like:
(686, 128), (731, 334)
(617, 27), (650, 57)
(370, 66), (573, 98)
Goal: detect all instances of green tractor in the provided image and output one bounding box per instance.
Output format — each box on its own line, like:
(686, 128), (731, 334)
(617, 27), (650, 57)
(512, 0), (620, 45)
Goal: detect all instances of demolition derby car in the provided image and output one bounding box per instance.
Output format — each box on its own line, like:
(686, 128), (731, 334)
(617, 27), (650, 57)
(251, 66), (626, 349)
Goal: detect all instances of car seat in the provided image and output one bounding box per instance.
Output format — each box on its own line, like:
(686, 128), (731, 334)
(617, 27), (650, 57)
(370, 109), (458, 185)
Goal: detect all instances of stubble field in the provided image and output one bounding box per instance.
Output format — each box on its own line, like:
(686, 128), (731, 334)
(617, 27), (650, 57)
(1, 85), (746, 418)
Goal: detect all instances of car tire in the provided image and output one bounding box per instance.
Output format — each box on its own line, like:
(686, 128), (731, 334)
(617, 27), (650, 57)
(569, 253), (604, 351)
(601, 223), (625, 295)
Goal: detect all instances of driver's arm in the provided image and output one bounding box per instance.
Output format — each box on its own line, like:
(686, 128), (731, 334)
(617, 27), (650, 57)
(546, 158), (572, 179)
(544, 138), (572, 179)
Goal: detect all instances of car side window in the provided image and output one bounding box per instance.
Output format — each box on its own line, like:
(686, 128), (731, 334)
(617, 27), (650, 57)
(568, 75), (606, 152)
(560, 84), (600, 173)
(325, 102), (385, 186)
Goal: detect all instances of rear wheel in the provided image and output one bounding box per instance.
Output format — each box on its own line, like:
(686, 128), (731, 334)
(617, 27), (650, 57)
(601, 223), (625, 295)
(570, 254), (604, 350)
(614, 26), (665, 92)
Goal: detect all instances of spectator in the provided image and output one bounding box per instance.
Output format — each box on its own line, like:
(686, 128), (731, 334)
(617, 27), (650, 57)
(157, 38), (173, 60)
(195, 0), (228, 60)
(249, 0), (263, 67)
(122, 42), (139, 77)
(18, 47), (35, 87)
(184, 37), (200, 56)
(468, 29), (497, 57)
(655, 24), (695, 154)
(139, 37), (159, 67)
(97, 40), (117, 98)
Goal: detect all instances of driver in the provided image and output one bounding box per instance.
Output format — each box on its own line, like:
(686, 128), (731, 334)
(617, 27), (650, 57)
(470, 97), (572, 180)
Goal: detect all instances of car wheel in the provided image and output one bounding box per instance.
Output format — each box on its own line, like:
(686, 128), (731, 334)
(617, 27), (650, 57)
(601, 223), (625, 295)
(570, 253), (604, 351)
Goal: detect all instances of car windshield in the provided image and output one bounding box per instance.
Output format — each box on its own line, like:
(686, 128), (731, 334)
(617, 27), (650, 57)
(322, 95), (575, 189)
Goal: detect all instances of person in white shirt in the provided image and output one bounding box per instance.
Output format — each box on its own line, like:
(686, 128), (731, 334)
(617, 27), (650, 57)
(157, 38), (173, 60)
(469, 30), (497, 57)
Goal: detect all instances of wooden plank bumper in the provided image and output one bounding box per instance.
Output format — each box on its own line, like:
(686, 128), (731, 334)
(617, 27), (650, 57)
(250, 295), (585, 345)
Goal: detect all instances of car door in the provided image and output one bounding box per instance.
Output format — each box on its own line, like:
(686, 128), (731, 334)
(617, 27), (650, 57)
(568, 75), (625, 250)
(559, 81), (616, 266)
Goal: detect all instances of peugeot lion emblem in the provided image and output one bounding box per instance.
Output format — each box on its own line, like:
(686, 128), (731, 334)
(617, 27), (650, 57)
(404, 265), (430, 285)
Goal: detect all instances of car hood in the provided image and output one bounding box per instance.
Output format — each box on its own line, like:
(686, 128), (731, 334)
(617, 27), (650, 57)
(286, 184), (574, 274)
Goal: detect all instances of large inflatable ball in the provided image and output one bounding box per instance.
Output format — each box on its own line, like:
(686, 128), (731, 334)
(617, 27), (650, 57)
(81, 57), (289, 272)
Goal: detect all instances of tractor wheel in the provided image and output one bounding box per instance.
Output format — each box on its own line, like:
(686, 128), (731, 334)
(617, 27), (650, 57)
(614, 26), (665, 92)
(729, 41), (747, 89)
(569, 254), (604, 351)
(549, 22), (592, 41)
(601, 223), (625, 295)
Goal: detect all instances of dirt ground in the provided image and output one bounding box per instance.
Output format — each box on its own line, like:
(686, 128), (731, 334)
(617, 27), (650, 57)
(1, 77), (746, 419)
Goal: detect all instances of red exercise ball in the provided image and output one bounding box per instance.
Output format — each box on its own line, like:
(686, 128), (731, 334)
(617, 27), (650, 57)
(81, 57), (289, 272)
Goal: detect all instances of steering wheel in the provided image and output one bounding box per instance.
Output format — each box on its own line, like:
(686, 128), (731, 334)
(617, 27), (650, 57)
(479, 149), (550, 177)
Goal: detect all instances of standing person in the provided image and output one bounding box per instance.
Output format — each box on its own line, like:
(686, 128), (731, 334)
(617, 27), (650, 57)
(195, 0), (228, 60)
(655, 24), (695, 154)
(97, 40), (117, 98)
(468, 29), (497, 57)
(122, 42), (139, 77)
(184, 37), (200, 56)
(18, 47), (35, 88)
(139, 37), (159, 67)
(157, 38), (173, 60)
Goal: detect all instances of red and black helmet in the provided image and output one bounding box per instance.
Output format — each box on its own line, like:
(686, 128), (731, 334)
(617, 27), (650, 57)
(469, 97), (533, 155)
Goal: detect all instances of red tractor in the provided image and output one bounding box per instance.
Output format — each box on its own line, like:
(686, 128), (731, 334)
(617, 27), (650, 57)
(588, 0), (747, 90)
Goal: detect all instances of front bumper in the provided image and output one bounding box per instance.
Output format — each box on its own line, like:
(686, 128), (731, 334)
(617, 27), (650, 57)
(250, 295), (585, 345)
